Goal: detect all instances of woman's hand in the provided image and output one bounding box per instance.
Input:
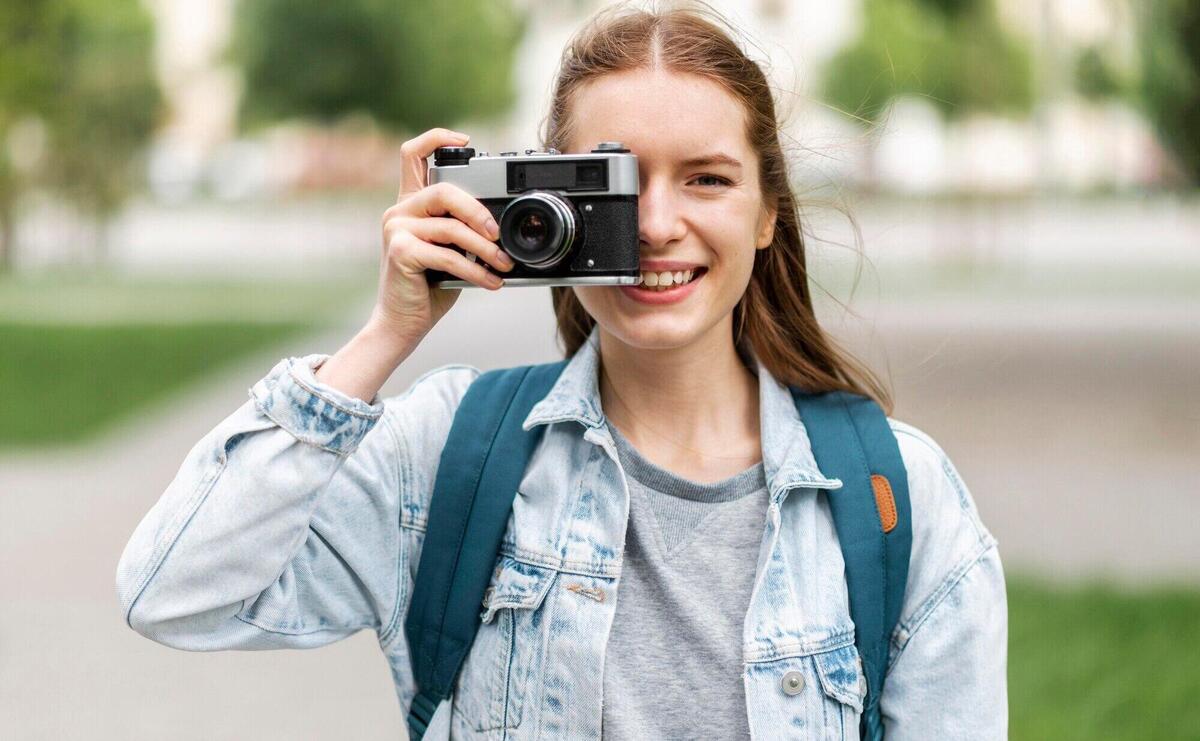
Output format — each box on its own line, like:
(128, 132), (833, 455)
(368, 127), (515, 350)
(312, 128), (516, 404)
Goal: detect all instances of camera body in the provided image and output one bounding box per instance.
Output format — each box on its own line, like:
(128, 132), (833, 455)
(425, 142), (641, 288)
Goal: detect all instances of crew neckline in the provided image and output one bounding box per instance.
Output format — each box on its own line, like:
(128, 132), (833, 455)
(605, 420), (765, 503)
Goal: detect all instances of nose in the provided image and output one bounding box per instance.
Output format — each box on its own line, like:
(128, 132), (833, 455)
(637, 177), (686, 250)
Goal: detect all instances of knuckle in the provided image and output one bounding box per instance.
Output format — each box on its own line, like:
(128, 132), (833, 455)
(430, 218), (452, 241)
(382, 209), (400, 236)
(386, 231), (410, 259)
(383, 215), (408, 240)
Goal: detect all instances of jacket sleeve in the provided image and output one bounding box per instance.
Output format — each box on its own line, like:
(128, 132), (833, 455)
(879, 421), (1008, 740)
(114, 353), (479, 652)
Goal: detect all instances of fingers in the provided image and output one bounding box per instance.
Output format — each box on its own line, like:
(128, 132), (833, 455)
(407, 181), (501, 246)
(410, 217), (514, 274)
(398, 233), (504, 291)
(398, 128), (470, 201)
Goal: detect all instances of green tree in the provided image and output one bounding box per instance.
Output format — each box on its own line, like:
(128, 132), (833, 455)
(0, 0), (161, 271)
(822, 0), (1033, 122)
(229, 0), (527, 133)
(42, 0), (162, 262)
(1074, 45), (1127, 102)
(0, 2), (64, 271)
(1137, 0), (1200, 184)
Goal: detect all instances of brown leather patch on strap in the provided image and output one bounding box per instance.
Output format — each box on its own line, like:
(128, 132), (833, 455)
(871, 474), (898, 534)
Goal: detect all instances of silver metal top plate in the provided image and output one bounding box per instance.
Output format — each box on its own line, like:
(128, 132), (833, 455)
(428, 151), (639, 199)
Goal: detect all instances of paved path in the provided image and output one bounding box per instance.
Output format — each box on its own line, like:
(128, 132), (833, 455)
(2, 287), (1196, 738)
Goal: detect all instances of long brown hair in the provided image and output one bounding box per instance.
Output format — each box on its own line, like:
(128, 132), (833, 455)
(540, 1), (893, 414)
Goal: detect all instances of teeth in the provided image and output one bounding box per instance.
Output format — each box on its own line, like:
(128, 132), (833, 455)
(638, 268), (697, 290)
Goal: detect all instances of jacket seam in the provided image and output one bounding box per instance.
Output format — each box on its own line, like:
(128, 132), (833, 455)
(123, 453), (229, 628)
(379, 408), (409, 646)
(890, 422), (990, 543)
(885, 539), (997, 677)
(233, 611), (373, 637)
(378, 364), (482, 648)
(743, 630), (857, 663)
(498, 544), (620, 579)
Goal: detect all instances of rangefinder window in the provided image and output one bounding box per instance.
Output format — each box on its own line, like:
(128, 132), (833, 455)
(508, 160), (608, 192)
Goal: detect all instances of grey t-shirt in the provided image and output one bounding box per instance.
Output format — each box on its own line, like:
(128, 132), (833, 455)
(601, 420), (769, 740)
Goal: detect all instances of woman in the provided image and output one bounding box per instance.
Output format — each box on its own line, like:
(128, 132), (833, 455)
(116, 3), (1006, 739)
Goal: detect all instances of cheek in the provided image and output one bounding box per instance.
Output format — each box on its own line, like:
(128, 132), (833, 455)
(693, 209), (759, 275)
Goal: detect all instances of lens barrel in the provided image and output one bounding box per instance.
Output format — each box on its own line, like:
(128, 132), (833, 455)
(498, 192), (577, 269)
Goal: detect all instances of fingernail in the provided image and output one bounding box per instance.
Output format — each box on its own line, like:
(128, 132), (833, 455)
(486, 217), (500, 239)
(496, 250), (514, 268)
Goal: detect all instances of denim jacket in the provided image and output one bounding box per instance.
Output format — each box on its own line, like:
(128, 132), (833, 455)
(116, 324), (1007, 740)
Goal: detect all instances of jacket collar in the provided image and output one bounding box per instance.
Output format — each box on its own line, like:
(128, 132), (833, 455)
(522, 324), (842, 501)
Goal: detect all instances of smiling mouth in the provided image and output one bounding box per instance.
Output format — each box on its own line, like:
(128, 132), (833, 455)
(636, 267), (707, 291)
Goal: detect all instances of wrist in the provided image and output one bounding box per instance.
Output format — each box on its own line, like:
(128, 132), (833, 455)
(358, 320), (421, 368)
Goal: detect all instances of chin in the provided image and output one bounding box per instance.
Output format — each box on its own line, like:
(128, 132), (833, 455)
(602, 313), (708, 351)
(575, 287), (718, 350)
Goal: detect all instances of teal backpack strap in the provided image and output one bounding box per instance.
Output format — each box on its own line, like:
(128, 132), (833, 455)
(789, 389), (912, 741)
(404, 360), (567, 741)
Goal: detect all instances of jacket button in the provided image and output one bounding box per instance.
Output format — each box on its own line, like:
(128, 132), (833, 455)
(781, 670), (806, 696)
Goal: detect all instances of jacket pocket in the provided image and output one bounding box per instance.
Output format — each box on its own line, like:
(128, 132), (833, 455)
(744, 642), (865, 741)
(452, 554), (559, 733)
(814, 644), (866, 741)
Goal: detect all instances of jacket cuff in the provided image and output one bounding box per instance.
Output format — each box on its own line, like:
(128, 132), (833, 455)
(249, 354), (385, 456)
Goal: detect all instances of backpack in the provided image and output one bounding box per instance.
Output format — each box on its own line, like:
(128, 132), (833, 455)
(404, 361), (911, 741)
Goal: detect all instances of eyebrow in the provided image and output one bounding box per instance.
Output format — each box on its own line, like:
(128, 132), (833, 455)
(679, 152), (743, 170)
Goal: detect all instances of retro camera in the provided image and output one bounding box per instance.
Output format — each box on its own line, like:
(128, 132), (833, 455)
(424, 142), (640, 288)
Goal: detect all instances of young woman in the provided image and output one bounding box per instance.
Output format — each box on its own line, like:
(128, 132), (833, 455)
(117, 4), (1006, 739)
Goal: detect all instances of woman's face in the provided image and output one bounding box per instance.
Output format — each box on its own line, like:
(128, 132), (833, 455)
(564, 67), (776, 352)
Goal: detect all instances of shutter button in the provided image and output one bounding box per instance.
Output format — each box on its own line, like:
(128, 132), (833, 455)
(781, 670), (805, 696)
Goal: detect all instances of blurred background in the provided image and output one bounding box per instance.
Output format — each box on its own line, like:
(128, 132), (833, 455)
(0, 0), (1196, 738)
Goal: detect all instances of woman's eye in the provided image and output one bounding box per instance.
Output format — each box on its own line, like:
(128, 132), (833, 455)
(691, 174), (730, 187)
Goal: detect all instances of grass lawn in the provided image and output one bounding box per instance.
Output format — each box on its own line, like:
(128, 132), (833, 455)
(0, 321), (314, 448)
(1008, 577), (1200, 740)
(0, 270), (371, 449)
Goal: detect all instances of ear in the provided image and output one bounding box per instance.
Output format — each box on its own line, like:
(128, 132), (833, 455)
(755, 202), (777, 250)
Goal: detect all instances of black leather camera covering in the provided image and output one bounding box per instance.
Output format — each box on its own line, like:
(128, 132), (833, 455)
(425, 195), (639, 285)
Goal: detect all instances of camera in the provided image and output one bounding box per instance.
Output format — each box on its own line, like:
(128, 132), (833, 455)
(424, 142), (640, 288)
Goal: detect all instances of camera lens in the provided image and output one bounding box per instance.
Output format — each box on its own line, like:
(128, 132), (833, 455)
(518, 213), (547, 246)
(499, 192), (576, 269)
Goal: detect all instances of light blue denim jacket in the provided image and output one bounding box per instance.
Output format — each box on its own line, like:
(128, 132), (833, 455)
(116, 324), (1007, 740)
